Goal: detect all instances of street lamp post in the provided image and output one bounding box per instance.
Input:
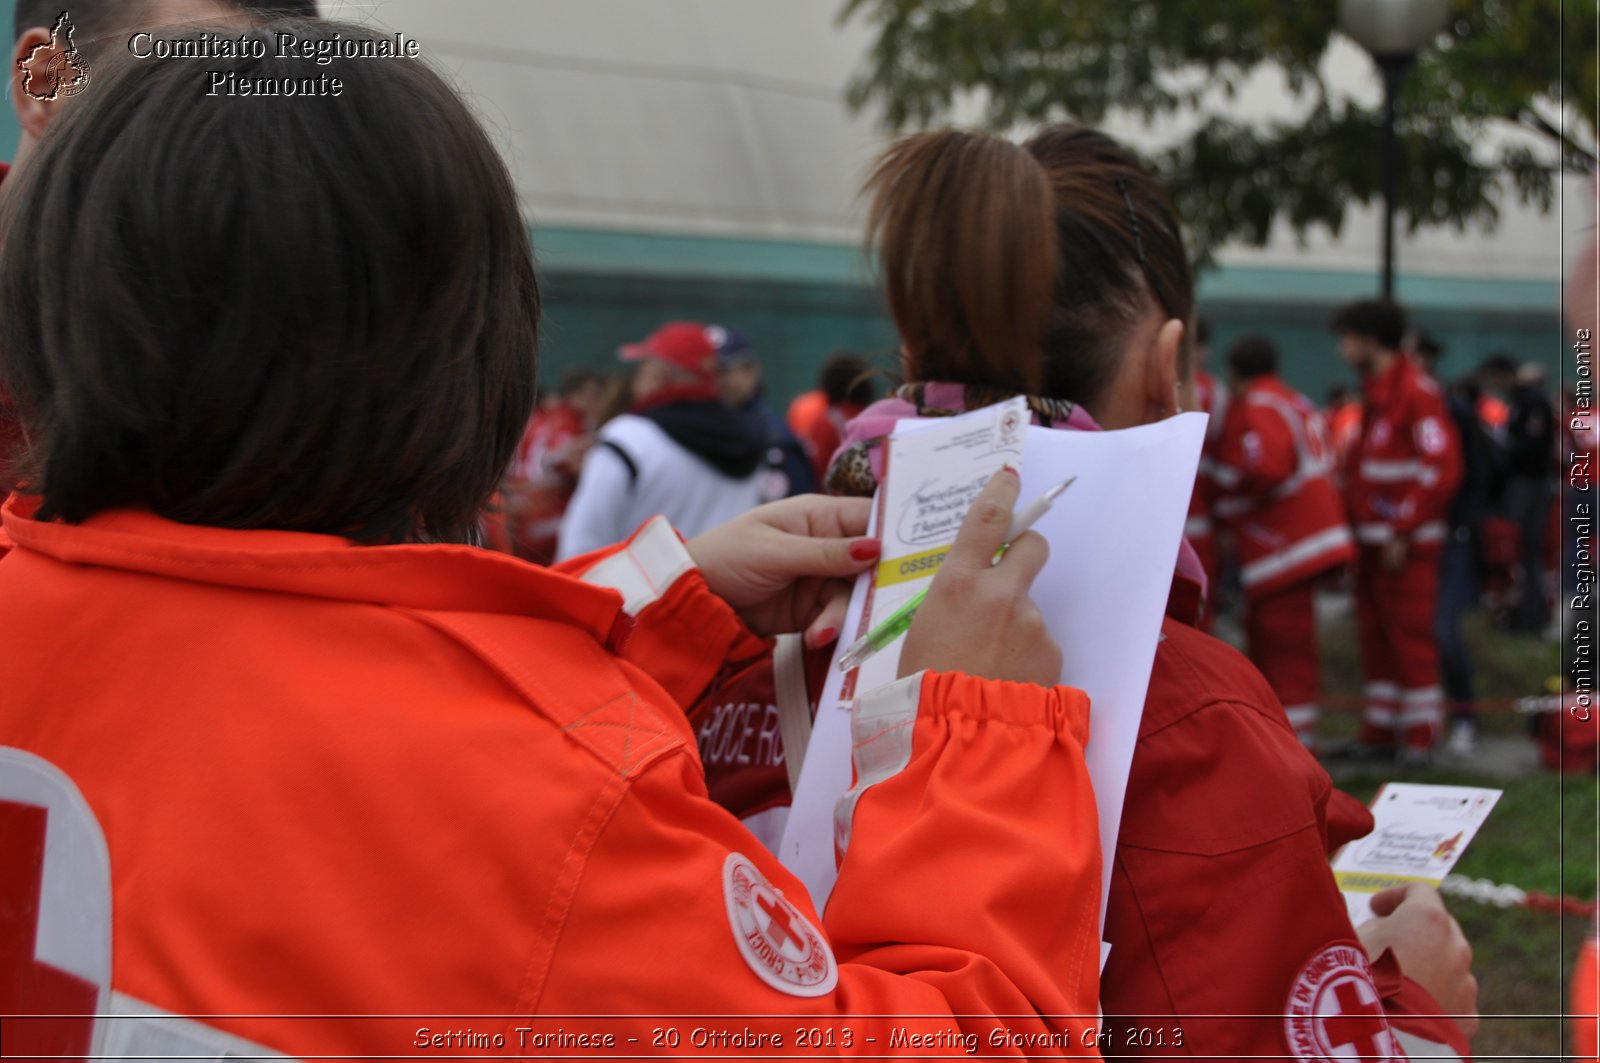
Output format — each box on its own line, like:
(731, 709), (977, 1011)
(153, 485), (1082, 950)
(1338, 0), (1452, 299)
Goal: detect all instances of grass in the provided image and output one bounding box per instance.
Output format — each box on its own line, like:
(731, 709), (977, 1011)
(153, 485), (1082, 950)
(1213, 594), (1595, 1060)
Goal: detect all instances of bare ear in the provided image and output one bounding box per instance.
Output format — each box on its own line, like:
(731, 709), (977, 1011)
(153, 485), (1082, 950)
(1144, 317), (1186, 417)
(12, 26), (65, 145)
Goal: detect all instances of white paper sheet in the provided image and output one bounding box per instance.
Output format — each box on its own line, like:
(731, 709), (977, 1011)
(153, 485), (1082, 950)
(1332, 782), (1502, 925)
(779, 410), (1207, 939)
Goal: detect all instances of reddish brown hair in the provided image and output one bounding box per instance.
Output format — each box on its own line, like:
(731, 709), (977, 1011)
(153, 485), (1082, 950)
(864, 124), (1194, 411)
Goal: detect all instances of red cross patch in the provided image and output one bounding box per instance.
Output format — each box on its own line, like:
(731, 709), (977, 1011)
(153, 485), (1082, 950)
(1284, 944), (1406, 1062)
(722, 853), (837, 997)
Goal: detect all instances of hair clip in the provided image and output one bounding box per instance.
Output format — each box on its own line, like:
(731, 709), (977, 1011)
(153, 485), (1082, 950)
(1117, 177), (1146, 266)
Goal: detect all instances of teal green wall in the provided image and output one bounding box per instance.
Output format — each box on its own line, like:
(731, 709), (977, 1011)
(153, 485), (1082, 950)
(0, 0), (15, 162)
(533, 224), (1565, 408)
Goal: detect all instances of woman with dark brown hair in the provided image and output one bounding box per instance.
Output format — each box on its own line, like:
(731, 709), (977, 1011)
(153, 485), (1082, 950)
(826, 125), (1480, 1060)
(0, 25), (1105, 1057)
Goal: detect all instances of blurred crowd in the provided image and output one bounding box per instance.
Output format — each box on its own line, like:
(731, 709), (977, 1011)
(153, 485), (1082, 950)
(483, 300), (1595, 770)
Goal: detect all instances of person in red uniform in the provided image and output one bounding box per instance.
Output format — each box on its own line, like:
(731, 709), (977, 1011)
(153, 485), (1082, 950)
(496, 368), (604, 563)
(818, 125), (1478, 1060)
(1185, 316), (1225, 624)
(1207, 335), (1354, 749)
(1332, 299), (1464, 761)
(789, 350), (876, 490)
(0, 26), (1108, 1059)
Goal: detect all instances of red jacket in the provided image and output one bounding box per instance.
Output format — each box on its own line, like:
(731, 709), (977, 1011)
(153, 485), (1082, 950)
(1207, 375), (1354, 599)
(811, 386), (1472, 1060)
(1347, 354), (1463, 551)
(0, 498), (1104, 1058)
(1099, 605), (1471, 1061)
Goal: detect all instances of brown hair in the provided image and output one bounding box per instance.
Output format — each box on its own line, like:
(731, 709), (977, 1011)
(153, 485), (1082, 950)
(0, 19), (538, 544)
(864, 124), (1194, 412)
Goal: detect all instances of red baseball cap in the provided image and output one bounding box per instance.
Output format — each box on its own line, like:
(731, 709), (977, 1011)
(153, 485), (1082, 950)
(618, 322), (717, 378)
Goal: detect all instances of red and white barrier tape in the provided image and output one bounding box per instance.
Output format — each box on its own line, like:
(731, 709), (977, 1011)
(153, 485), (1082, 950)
(1440, 874), (1596, 916)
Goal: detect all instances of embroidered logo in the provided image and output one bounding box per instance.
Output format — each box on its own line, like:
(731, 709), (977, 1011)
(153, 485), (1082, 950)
(1284, 944), (1404, 1063)
(722, 852), (837, 997)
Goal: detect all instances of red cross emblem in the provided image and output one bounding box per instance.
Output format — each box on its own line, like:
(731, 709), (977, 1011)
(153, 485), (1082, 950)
(722, 853), (837, 997)
(1284, 944), (1404, 1062)
(0, 750), (113, 1063)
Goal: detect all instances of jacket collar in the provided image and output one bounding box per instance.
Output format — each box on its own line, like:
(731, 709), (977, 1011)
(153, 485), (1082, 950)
(1, 494), (626, 642)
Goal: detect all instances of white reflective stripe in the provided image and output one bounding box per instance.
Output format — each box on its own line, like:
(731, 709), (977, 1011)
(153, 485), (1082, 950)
(1393, 1030), (1462, 1063)
(1356, 521), (1446, 545)
(1365, 682), (1400, 700)
(580, 514), (695, 614)
(1205, 460), (1242, 489)
(1412, 521), (1447, 544)
(99, 991), (291, 1061)
(1361, 458), (1425, 482)
(1239, 525), (1353, 588)
(834, 672), (924, 857)
(1355, 523), (1394, 544)
(1185, 515), (1213, 536)
(1211, 496), (1253, 519)
(1399, 704), (1445, 727)
(1284, 704), (1319, 727)
(1399, 687), (1443, 728)
(1364, 706), (1398, 727)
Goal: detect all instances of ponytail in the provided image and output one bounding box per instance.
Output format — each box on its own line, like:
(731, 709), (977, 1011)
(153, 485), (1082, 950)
(864, 131), (1058, 395)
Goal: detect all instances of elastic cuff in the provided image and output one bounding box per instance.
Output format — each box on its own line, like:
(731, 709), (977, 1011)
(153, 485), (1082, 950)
(917, 671), (1092, 745)
(578, 515), (695, 615)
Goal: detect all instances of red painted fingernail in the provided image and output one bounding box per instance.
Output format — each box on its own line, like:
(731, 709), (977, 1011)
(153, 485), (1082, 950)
(848, 538), (881, 561)
(999, 464), (1019, 478)
(813, 626), (839, 647)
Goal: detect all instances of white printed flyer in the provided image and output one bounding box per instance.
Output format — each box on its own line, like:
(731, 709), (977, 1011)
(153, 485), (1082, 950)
(1332, 782), (1502, 925)
(779, 401), (1207, 946)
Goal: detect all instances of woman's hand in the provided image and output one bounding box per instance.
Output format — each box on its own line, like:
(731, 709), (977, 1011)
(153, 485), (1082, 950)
(899, 468), (1062, 686)
(685, 495), (877, 648)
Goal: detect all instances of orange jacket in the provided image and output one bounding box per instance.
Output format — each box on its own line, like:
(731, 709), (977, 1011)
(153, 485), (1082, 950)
(0, 497), (1102, 1058)
(1347, 354), (1463, 551)
(1207, 375), (1354, 599)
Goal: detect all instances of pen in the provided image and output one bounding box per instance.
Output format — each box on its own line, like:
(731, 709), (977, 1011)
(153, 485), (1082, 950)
(834, 475), (1076, 672)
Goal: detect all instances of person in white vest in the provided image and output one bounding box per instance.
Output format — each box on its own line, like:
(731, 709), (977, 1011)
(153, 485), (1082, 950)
(557, 322), (769, 559)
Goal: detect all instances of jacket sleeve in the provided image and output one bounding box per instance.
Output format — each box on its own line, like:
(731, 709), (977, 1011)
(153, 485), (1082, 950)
(1392, 386), (1464, 538)
(1101, 696), (1472, 1060)
(559, 516), (770, 711)
(540, 670), (1103, 1054)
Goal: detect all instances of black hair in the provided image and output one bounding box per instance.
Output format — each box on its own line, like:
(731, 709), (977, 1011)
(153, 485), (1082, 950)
(1479, 352), (1518, 377)
(1225, 334), (1279, 380)
(0, 18), (538, 544)
(1329, 298), (1407, 351)
(1411, 329), (1443, 362)
(819, 351), (874, 407)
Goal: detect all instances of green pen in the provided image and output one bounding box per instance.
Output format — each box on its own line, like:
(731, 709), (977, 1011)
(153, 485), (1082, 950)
(835, 475), (1076, 672)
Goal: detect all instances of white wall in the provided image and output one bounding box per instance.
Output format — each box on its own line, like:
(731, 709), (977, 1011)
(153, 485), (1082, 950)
(328, 0), (1590, 281)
